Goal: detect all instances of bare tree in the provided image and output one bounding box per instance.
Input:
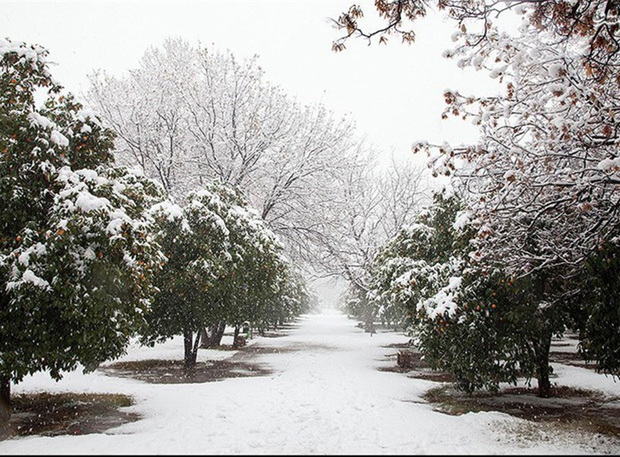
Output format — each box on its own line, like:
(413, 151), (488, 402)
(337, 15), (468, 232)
(312, 149), (431, 329)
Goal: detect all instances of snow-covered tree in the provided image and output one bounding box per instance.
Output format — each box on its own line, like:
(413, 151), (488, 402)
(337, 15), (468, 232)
(144, 182), (291, 366)
(87, 38), (356, 264)
(334, 0), (620, 389)
(369, 192), (572, 397)
(569, 233), (620, 375)
(417, 4), (620, 379)
(332, 0), (620, 71)
(314, 151), (430, 330)
(0, 39), (165, 422)
(417, 8), (620, 272)
(333, 0), (620, 271)
(268, 265), (316, 327)
(369, 192), (467, 331)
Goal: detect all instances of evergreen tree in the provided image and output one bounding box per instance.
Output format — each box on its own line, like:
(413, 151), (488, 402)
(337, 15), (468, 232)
(369, 192), (467, 330)
(144, 182), (291, 366)
(370, 191), (572, 397)
(571, 239), (620, 377)
(0, 38), (164, 426)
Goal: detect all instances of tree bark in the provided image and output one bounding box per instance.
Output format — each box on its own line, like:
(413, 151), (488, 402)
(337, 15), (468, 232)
(213, 321), (226, 346)
(199, 327), (210, 349)
(200, 322), (226, 348)
(364, 308), (375, 334)
(191, 330), (201, 365)
(535, 332), (553, 398)
(183, 330), (201, 369)
(359, 290), (375, 334)
(1, 375), (11, 437)
(232, 324), (241, 348)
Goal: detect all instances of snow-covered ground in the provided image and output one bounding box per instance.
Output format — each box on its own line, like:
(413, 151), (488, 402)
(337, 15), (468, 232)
(1, 309), (619, 455)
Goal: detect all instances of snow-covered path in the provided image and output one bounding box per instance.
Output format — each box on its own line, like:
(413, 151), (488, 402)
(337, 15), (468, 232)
(0, 310), (618, 454)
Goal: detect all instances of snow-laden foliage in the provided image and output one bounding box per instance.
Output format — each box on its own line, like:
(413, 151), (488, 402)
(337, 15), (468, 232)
(337, 1), (620, 282)
(144, 181), (298, 366)
(369, 192), (571, 395)
(87, 38), (434, 314)
(0, 39), (165, 394)
(369, 193), (469, 331)
(419, 6), (620, 279)
(421, 3), (620, 379)
(333, 0), (620, 76)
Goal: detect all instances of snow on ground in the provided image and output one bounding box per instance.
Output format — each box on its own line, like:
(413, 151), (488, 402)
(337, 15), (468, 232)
(0, 309), (619, 455)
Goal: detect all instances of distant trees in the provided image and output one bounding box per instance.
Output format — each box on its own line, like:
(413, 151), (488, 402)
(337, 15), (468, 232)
(336, 0), (620, 396)
(315, 151), (430, 331)
(0, 38), (165, 423)
(87, 39), (334, 353)
(87, 37), (440, 342)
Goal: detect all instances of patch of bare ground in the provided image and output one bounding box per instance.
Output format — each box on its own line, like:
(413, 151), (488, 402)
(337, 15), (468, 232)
(424, 384), (620, 441)
(381, 342), (410, 349)
(255, 330), (290, 339)
(548, 334), (601, 371)
(550, 350), (600, 370)
(241, 343), (335, 355)
(2, 392), (138, 439)
(378, 348), (457, 383)
(383, 343), (620, 444)
(100, 357), (272, 384)
(1, 337), (284, 440)
(100, 337), (335, 384)
(257, 323), (300, 338)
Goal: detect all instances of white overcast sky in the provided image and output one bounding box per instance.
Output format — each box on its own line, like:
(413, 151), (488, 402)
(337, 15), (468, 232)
(0, 0), (493, 168)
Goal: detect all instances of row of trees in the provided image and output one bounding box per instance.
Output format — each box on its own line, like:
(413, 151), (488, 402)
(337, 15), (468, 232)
(335, 0), (620, 398)
(145, 184), (311, 367)
(0, 38), (314, 428)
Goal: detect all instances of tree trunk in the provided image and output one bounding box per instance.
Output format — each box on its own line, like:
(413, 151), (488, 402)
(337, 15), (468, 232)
(232, 324), (241, 348)
(183, 330), (201, 369)
(200, 322), (226, 348)
(199, 327), (211, 349)
(364, 309), (375, 334)
(360, 292), (375, 334)
(213, 321), (226, 346)
(200, 324), (218, 348)
(183, 330), (193, 368)
(0, 376), (10, 438)
(191, 330), (201, 365)
(535, 332), (553, 398)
